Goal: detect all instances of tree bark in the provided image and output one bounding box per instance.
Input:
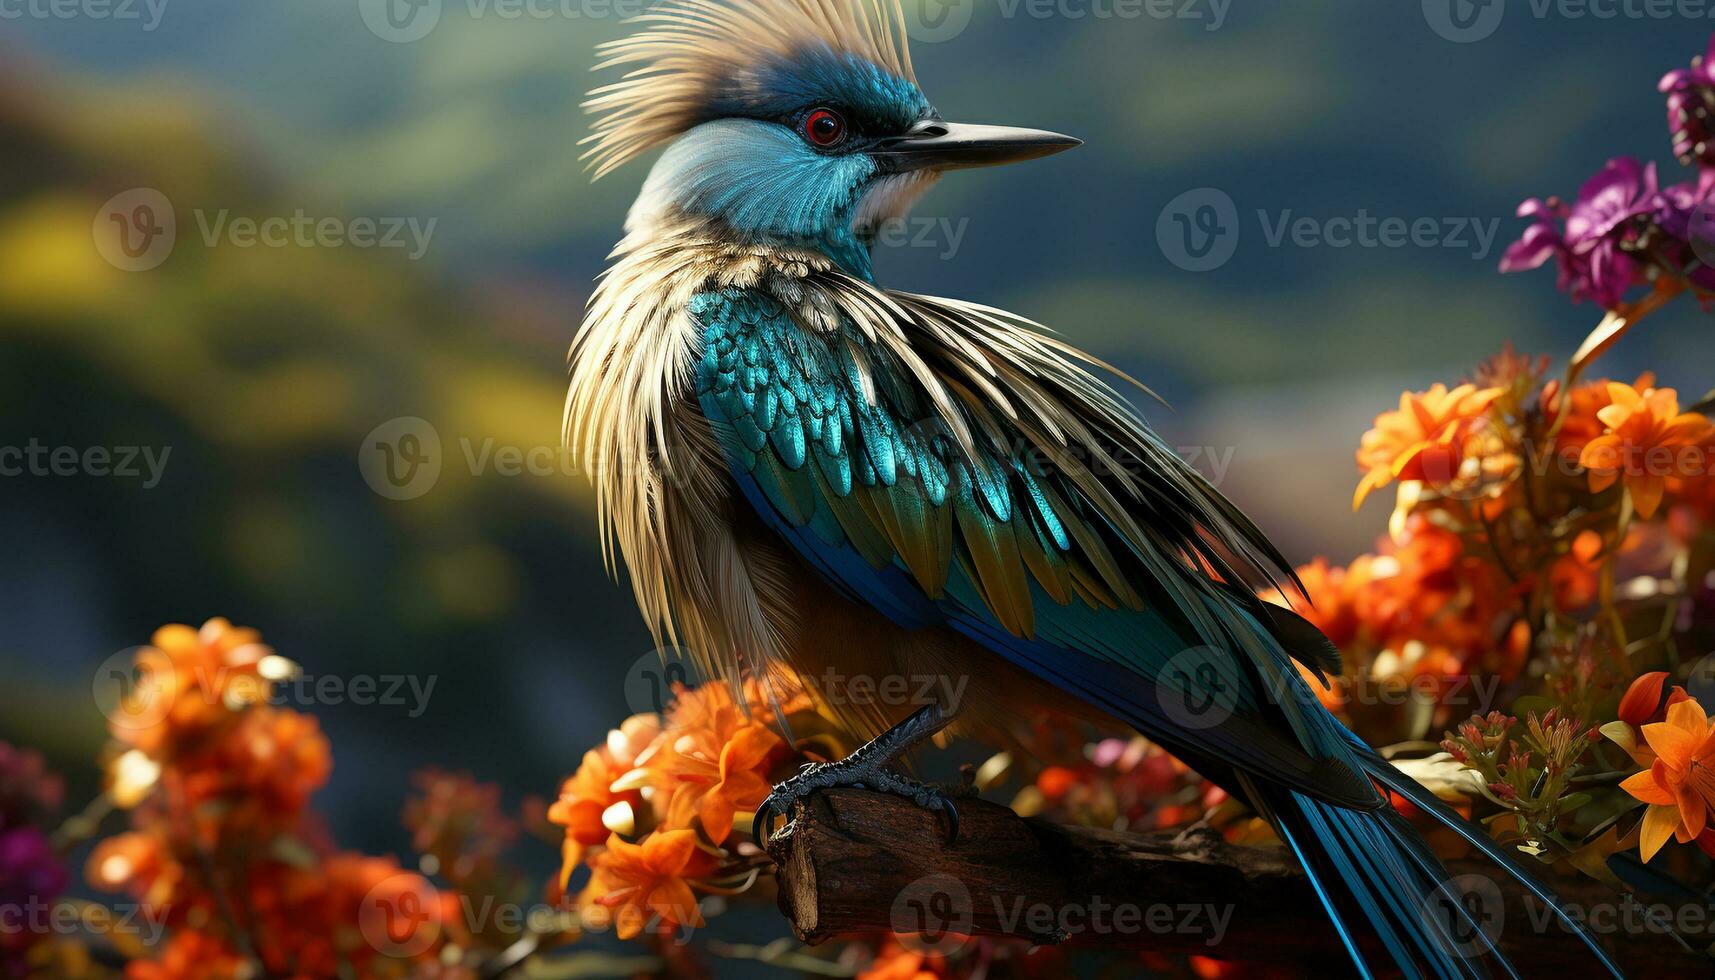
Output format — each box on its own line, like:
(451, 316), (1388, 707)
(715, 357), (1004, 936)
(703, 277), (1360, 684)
(763, 788), (1708, 974)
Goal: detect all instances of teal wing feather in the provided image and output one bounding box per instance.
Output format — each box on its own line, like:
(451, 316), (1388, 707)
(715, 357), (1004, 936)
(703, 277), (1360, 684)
(692, 286), (1370, 806)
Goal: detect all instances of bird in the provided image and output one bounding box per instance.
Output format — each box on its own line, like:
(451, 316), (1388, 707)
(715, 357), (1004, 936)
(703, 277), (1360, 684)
(563, 2), (1623, 976)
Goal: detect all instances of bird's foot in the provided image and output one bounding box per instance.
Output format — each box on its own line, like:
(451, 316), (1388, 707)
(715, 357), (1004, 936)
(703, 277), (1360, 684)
(754, 760), (961, 844)
(754, 704), (959, 844)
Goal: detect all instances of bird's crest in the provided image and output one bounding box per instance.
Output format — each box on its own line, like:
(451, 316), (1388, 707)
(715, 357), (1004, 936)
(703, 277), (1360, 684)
(581, 0), (918, 179)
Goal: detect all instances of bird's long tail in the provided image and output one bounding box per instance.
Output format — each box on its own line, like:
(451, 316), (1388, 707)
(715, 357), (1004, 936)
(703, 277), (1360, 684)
(1241, 744), (1626, 980)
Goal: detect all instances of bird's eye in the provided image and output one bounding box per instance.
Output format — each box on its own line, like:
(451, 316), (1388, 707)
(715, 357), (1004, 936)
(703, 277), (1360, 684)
(801, 108), (847, 148)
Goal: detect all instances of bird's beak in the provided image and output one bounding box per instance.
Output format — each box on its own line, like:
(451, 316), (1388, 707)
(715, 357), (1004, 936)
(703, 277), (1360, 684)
(872, 119), (1081, 173)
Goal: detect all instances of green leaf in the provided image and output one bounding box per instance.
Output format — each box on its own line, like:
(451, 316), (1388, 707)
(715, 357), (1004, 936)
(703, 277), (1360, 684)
(1686, 388), (1715, 418)
(521, 953), (666, 980)
(268, 835), (320, 870)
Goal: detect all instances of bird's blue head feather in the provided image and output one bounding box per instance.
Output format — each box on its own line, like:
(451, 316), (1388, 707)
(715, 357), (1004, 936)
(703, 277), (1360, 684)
(590, 0), (1077, 279)
(628, 44), (934, 277)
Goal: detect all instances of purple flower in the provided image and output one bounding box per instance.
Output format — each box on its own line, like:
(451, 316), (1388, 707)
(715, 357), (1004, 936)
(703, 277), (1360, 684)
(1498, 196), (1568, 274)
(1650, 173), (1715, 295)
(1652, 170), (1715, 240)
(1661, 34), (1715, 167)
(0, 827), (68, 971)
(1564, 158), (1659, 249)
(1497, 158), (1715, 308)
(1499, 159), (1658, 308)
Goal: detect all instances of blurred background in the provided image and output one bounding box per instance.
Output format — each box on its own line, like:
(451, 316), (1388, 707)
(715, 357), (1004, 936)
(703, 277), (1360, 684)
(1, 0), (1711, 895)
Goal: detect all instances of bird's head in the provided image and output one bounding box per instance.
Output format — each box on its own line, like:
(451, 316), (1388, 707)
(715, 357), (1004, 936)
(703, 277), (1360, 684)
(584, 0), (1078, 276)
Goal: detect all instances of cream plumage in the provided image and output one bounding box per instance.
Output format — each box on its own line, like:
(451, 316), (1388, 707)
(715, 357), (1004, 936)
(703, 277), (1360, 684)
(581, 0), (914, 179)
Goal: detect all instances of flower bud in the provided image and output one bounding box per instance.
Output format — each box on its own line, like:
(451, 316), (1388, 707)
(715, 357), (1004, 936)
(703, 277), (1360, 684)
(1617, 671), (1670, 726)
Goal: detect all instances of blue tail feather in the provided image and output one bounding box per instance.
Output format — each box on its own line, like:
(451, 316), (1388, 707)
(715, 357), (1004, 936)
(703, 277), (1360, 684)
(1239, 613), (1623, 979)
(1360, 750), (1625, 979)
(1253, 774), (1507, 980)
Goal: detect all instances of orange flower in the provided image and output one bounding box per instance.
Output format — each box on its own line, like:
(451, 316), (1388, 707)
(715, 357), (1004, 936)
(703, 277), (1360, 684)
(700, 724), (781, 843)
(1580, 382), (1714, 519)
(859, 940), (945, 980)
(1035, 765), (1080, 801)
(582, 830), (716, 939)
(1620, 698), (1715, 861)
(1602, 677), (1691, 771)
(86, 831), (181, 909)
(547, 714), (661, 886)
(226, 708), (331, 810)
(1354, 383), (1504, 509)
(111, 618), (283, 756)
(1670, 470), (1715, 531)
(176, 706), (331, 832)
(124, 931), (247, 980)
(1547, 529), (1604, 612)
(1551, 372), (1655, 459)
(550, 747), (641, 884)
(405, 770), (519, 889)
(653, 688), (784, 843)
(661, 714), (782, 843)
(1351, 516), (1526, 687)
(325, 857), (453, 968)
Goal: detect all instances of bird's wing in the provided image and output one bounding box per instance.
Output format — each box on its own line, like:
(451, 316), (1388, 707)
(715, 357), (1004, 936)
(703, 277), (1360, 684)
(693, 280), (1633, 980)
(692, 281), (1372, 807)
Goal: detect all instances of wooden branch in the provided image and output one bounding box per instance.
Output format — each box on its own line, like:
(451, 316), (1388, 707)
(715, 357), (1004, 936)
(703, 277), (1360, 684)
(764, 788), (1708, 973)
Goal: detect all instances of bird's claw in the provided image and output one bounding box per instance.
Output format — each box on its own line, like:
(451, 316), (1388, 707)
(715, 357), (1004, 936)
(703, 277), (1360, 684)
(934, 792), (960, 843)
(751, 759), (961, 846)
(753, 705), (960, 844)
(753, 799), (781, 842)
